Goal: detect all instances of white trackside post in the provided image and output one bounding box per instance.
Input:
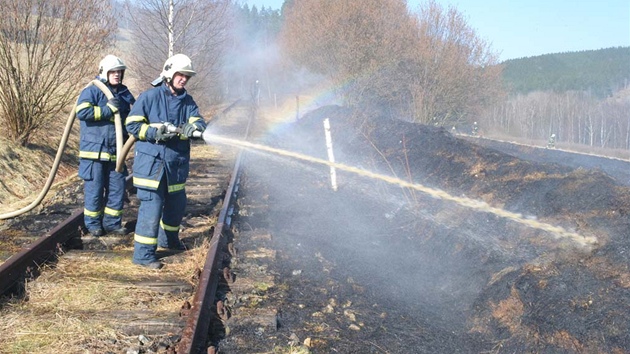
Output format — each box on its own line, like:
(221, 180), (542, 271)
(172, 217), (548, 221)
(323, 118), (338, 191)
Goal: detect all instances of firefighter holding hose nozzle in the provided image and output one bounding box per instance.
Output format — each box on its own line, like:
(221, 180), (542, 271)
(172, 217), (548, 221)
(125, 54), (206, 269)
(76, 55), (136, 237)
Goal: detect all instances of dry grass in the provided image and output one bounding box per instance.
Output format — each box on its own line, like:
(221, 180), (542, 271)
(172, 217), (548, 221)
(583, 256), (630, 289)
(490, 286), (524, 334)
(0, 105), (80, 215)
(546, 330), (584, 352)
(0, 141), (71, 202)
(0, 261), (131, 353)
(0, 193), (215, 353)
(0, 237), (212, 353)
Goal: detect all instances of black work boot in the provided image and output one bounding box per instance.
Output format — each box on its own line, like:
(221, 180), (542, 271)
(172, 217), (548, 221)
(170, 241), (186, 250)
(158, 240), (186, 250)
(138, 261), (163, 270)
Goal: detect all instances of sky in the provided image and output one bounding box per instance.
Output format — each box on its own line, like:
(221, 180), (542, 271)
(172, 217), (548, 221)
(241, 0), (630, 61)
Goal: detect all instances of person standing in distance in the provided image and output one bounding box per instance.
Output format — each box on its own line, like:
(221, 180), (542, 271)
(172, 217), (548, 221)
(547, 133), (556, 149)
(125, 54), (206, 269)
(76, 55), (135, 237)
(472, 121), (479, 136)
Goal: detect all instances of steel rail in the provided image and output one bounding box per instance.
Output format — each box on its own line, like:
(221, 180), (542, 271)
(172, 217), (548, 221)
(0, 209), (83, 295)
(177, 153), (243, 354)
(0, 176), (134, 296)
(178, 100), (254, 354)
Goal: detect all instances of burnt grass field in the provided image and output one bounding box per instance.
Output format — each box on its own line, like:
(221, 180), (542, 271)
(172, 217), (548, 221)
(234, 105), (630, 353)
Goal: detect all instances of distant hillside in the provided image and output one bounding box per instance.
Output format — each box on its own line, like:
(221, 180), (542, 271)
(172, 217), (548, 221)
(501, 47), (630, 98)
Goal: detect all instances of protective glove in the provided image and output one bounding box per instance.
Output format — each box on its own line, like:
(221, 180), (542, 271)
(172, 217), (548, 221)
(181, 122), (200, 138)
(107, 98), (120, 113)
(155, 125), (177, 142)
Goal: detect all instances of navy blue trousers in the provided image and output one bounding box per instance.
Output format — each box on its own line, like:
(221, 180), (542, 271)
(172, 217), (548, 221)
(80, 159), (126, 233)
(132, 173), (187, 265)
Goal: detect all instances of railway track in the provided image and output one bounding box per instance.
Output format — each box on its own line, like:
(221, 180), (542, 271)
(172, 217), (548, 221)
(0, 99), (254, 353)
(4, 96), (628, 353)
(206, 106), (630, 353)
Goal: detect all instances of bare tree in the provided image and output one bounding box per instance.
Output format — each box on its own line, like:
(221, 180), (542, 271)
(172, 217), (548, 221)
(0, 0), (115, 146)
(409, 0), (503, 125)
(124, 0), (232, 103)
(479, 89), (630, 151)
(280, 0), (503, 126)
(281, 0), (416, 101)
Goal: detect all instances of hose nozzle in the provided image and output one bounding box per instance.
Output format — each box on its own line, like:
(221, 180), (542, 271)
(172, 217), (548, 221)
(164, 122), (203, 138)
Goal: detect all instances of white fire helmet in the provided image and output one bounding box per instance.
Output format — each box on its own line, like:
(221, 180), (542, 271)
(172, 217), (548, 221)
(160, 54), (196, 82)
(98, 55), (127, 82)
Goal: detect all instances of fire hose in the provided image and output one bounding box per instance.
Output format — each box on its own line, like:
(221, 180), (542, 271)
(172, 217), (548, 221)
(0, 80), (122, 220)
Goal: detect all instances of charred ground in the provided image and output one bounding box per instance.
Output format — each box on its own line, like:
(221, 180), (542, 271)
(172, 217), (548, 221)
(227, 105), (630, 353)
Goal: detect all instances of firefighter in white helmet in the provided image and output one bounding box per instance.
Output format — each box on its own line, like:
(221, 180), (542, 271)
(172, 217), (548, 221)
(76, 55), (136, 237)
(150, 53), (197, 86)
(125, 54), (207, 269)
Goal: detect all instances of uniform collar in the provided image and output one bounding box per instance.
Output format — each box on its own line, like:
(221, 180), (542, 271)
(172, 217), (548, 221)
(160, 81), (187, 99)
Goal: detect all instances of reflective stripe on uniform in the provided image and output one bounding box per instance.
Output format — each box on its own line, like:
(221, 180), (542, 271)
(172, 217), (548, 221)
(133, 176), (160, 189)
(104, 207), (123, 217)
(168, 183), (185, 193)
(126, 115), (150, 140)
(84, 208), (102, 217)
(188, 116), (203, 124)
(94, 106), (102, 121)
(126, 115), (147, 124)
(134, 234), (158, 245)
(160, 220), (180, 232)
(76, 102), (102, 121)
(79, 151), (116, 161)
(76, 102), (92, 113)
(139, 124), (149, 140)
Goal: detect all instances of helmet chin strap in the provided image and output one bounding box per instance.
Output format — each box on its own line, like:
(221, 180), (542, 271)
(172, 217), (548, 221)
(166, 79), (184, 95)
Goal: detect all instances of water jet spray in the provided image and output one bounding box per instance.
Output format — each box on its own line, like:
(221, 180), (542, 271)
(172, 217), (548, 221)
(205, 134), (598, 248)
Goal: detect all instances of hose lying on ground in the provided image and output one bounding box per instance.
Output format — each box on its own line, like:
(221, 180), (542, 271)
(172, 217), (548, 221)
(0, 80), (123, 220)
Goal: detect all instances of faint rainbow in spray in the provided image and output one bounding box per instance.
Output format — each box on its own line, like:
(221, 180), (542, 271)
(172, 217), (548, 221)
(263, 81), (348, 136)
